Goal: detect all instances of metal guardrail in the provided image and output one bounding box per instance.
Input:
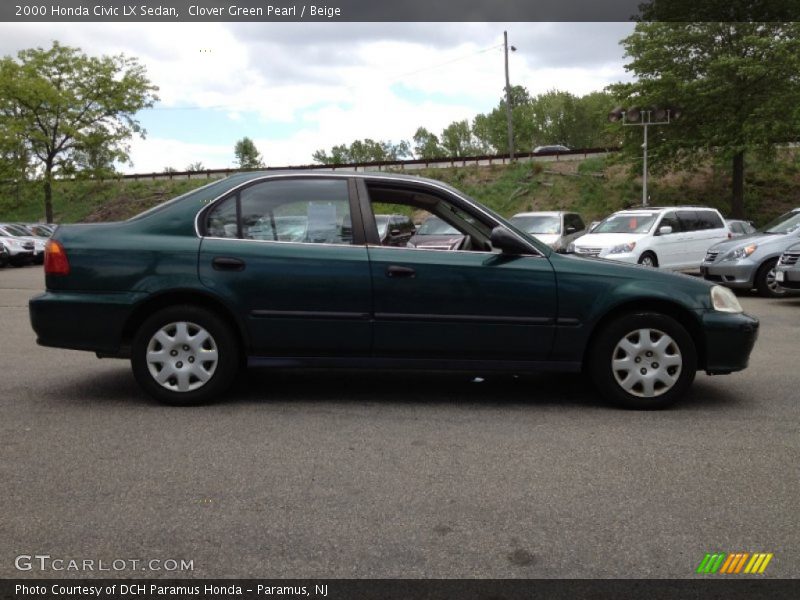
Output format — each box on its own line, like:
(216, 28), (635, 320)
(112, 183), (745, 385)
(110, 147), (619, 182)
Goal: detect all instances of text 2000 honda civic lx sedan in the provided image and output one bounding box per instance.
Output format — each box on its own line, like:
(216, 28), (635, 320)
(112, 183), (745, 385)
(30, 172), (759, 409)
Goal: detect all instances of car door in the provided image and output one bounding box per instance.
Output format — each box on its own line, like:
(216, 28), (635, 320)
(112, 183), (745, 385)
(360, 182), (558, 361)
(198, 176), (372, 357)
(652, 211), (685, 268)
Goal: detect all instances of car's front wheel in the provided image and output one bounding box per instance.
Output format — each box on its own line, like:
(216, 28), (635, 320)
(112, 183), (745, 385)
(589, 312), (697, 409)
(637, 251), (658, 267)
(755, 258), (787, 298)
(131, 305), (239, 405)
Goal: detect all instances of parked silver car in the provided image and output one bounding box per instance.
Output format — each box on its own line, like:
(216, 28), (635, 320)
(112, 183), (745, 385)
(0, 234), (35, 266)
(775, 242), (800, 291)
(0, 223), (45, 264)
(701, 208), (800, 297)
(726, 219), (756, 238)
(509, 211), (586, 253)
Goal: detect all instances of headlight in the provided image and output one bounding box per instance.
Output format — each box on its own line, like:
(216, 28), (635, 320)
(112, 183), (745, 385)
(609, 242), (636, 254)
(725, 243), (757, 260)
(710, 285), (743, 313)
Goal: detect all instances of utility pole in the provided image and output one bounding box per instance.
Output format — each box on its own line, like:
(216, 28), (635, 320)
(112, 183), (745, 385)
(504, 31), (516, 162)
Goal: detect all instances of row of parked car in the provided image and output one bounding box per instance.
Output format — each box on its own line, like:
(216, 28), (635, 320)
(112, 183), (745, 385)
(503, 206), (800, 298)
(0, 223), (55, 268)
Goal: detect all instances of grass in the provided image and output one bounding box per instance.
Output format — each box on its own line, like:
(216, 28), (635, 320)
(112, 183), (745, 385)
(1, 149), (799, 226)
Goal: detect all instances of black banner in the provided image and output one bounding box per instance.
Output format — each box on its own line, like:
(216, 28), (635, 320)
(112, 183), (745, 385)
(3, 579), (800, 600)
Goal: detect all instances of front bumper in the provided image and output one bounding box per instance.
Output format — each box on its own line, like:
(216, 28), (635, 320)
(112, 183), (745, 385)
(701, 311), (759, 374)
(700, 259), (756, 289)
(775, 265), (800, 290)
(29, 290), (145, 355)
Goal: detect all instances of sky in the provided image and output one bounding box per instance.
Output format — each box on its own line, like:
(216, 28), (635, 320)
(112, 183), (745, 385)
(0, 22), (636, 173)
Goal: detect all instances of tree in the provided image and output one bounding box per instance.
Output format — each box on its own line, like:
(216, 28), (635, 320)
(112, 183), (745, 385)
(440, 120), (479, 157)
(312, 139), (411, 165)
(412, 127), (445, 159)
(234, 136), (263, 169)
(186, 161), (205, 172)
(0, 42), (158, 222)
(611, 21), (800, 217)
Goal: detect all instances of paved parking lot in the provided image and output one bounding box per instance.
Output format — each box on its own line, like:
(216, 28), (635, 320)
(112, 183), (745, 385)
(1, 265), (798, 578)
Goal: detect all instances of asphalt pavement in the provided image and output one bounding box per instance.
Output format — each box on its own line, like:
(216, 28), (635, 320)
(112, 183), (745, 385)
(1, 265), (797, 579)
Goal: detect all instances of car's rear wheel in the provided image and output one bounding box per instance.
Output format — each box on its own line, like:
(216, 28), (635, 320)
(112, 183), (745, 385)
(131, 305), (239, 405)
(589, 312), (696, 409)
(637, 251), (658, 267)
(755, 258), (787, 298)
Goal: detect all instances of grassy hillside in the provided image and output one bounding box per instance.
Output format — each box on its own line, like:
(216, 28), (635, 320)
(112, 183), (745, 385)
(2, 150), (799, 226)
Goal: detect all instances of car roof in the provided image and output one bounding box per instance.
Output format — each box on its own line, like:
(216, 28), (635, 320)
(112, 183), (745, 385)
(612, 206), (721, 214)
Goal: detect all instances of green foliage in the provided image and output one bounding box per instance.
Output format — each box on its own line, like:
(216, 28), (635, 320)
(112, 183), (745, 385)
(313, 138), (412, 164)
(412, 127), (446, 159)
(233, 136), (264, 169)
(610, 21), (800, 216)
(0, 41), (158, 222)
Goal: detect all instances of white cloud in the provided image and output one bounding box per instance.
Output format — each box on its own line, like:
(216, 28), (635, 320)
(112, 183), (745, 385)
(0, 22), (636, 172)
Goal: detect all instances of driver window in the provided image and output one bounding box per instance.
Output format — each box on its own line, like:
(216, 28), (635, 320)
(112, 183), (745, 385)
(367, 188), (492, 252)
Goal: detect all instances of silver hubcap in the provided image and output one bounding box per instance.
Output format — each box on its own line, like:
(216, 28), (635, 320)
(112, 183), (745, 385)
(611, 328), (682, 398)
(640, 256), (654, 267)
(146, 321), (218, 393)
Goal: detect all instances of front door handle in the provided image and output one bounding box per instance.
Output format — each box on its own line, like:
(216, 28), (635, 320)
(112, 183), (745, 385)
(386, 265), (416, 278)
(212, 256), (246, 271)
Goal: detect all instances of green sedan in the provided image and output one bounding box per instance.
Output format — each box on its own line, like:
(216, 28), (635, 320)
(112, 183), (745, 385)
(30, 171), (759, 408)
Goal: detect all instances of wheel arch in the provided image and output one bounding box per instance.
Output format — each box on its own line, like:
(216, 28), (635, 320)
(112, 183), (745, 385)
(582, 298), (706, 370)
(121, 289), (249, 358)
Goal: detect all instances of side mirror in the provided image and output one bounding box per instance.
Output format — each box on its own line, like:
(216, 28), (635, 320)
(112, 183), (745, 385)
(658, 225), (673, 235)
(490, 226), (530, 255)
(390, 228), (401, 236)
(566, 225), (577, 234)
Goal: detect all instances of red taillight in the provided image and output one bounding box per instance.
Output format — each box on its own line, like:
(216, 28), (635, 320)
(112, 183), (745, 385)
(44, 240), (70, 275)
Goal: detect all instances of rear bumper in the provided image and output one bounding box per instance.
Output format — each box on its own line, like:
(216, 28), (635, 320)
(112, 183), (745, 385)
(29, 290), (144, 355)
(701, 311), (759, 374)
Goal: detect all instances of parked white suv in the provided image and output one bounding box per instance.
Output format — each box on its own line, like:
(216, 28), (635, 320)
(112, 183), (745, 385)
(569, 207), (729, 269)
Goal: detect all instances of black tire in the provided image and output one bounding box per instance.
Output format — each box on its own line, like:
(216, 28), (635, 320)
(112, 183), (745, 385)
(754, 258), (787, 298)
(588, 312), (697, 409)
(637, 251), (658, 267)
(131, 305), (240, 405)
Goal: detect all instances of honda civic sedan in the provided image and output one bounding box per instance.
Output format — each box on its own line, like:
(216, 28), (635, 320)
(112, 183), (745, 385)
(29, 171), (759, 409)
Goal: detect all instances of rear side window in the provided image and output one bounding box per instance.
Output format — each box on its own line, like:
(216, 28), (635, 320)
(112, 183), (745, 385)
(697, 210), (724, 230)
(205, 179), (354, 245)
(677, 211), (701, 231)
(565, 214), (585, 231)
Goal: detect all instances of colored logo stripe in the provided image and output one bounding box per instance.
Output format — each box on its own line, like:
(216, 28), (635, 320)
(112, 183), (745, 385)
(696, 552), (773, 574)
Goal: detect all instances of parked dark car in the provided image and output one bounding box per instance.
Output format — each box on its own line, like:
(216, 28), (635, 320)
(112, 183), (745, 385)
(407, 215), (466, 250)
(30, 171), (758, 409)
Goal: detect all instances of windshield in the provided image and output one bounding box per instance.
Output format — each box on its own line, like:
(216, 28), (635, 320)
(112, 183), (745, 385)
(509, 215), (561, 234)
(593, 213), (657, 234)
(763, 211), (800, 234)
(1, 224), (31, 236)
(416, 217), (459, 235)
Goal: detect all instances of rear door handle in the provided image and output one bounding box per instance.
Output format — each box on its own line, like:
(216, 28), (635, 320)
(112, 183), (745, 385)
(386, 265), (416, 278)
(212, 257), (246, 271)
